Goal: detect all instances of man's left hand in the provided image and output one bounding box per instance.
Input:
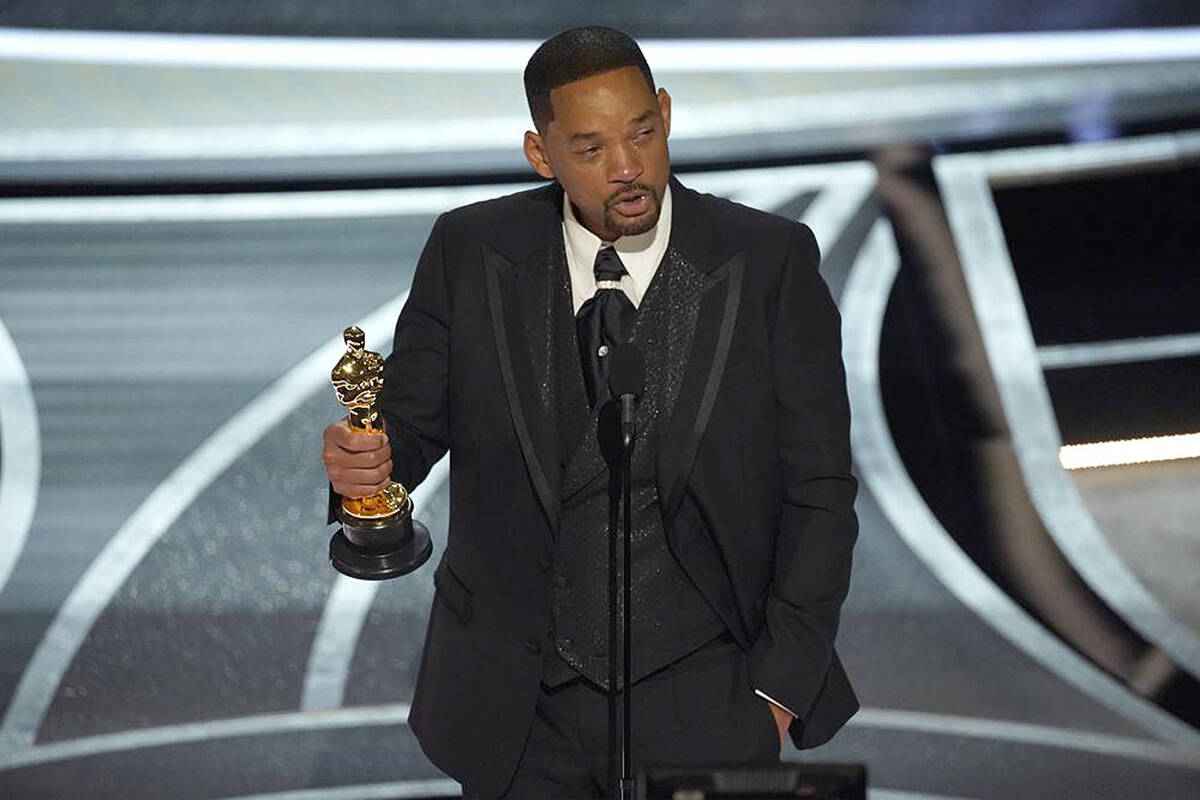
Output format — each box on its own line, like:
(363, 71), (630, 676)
(767, 701), (794, 745)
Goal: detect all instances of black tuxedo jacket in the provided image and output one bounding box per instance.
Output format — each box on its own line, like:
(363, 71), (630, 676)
(381, 177), (859, 795)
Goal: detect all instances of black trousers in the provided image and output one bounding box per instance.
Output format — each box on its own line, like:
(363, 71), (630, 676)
(465, 635), (782, 799)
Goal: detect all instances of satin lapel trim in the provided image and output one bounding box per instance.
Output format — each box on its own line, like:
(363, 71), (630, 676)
(483, 243), (560, 532)
(658, 252), (746, 517)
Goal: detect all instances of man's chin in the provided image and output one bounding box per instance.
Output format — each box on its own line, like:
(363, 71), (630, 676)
(606, 201), (661, 238)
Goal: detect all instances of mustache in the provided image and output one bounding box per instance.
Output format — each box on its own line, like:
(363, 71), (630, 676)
(605, 184), (656, 207)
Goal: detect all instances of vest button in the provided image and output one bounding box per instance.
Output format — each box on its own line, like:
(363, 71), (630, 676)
(553, 575), (569, 589)
(525, 640), (542, 655)
(539, 553), (553, 572)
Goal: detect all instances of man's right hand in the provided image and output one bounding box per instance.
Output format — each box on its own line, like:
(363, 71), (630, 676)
(321, 420), (393, 499)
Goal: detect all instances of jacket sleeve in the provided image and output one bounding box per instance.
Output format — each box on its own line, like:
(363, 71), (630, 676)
(378, 212), (453, 491)
(747, 222), (859, 731)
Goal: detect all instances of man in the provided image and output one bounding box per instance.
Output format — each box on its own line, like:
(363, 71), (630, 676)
(322, 26), (858, 798)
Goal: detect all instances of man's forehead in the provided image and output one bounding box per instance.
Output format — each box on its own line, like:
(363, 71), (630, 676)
(547, 67), (656, 116)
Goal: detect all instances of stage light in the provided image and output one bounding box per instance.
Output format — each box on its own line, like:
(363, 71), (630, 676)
(1059, 432), (1200, 470)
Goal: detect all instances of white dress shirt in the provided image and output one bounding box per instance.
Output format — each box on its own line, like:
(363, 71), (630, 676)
(561, 184), (672, 313)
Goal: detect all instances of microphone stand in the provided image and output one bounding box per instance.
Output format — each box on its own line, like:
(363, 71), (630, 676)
(607, 454), (620, 799)
(619, 392), (635, 800)
(607, 392), (637, 800)
(606, 343), (643, 800)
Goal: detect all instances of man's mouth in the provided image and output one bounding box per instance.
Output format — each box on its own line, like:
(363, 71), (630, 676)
(610, 189), (652, 217)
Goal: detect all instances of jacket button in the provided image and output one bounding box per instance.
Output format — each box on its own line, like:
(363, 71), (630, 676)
(525, 640), (542, 655)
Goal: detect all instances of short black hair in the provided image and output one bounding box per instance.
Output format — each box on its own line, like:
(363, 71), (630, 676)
(524, 26), (656, 132)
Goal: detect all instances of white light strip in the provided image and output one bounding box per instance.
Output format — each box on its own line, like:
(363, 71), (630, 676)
(1, 27), (1199, 72)
(975, 130), (1200, 181)
(0, 184), (538, 225)
(1, 62), (1194, 164)
(0, 163), (866, 225)
(1060, 433), (1200, 470)
(1039, 332), (1200, 370)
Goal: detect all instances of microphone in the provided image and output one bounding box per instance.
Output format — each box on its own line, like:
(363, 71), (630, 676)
(607, 343), (644, 447)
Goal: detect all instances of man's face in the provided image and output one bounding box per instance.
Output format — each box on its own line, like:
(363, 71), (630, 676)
(524, 66), (671, 242)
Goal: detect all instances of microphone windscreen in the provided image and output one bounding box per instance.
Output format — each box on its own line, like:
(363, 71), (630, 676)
(608, 343), (645, 398)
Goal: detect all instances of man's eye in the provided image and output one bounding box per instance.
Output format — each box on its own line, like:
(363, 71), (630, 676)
(578, 146), (601, 157)
(635, 128), (653, 140)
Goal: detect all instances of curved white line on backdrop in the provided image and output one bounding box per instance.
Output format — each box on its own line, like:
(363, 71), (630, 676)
(934, 135), (1200, 684)
(300, 455), (449, 712)
(300, 576), (381, 712)
(839, 218), (1200, 749)
(0, 294), (408, 753)
(0, 702), (1195, 774)
(0, 703), (412, 770)
(1, 27), (1198, 71)
(853, 708), (1200, 769)
(0, 316), (40, 594)
(222, 789), (973, 800)
(222, 779), (462, 800)
(686, 162), (877, 260)
(218, 782), (965, 800)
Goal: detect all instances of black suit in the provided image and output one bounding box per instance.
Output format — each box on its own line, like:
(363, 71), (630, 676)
(380, 177), (859, 796)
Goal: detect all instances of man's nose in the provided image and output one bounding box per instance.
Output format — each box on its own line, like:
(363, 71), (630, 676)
(608, 143), (643, 183)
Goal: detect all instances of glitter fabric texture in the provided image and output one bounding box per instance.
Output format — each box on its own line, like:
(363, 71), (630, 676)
(547, 248), (725, 690)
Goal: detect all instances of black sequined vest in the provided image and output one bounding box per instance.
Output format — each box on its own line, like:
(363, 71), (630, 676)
(542, 248), (725, 690)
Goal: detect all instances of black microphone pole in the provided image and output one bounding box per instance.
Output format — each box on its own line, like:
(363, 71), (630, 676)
(607, 343), (644, 800)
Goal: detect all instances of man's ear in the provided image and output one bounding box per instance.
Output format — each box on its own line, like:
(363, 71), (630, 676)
(523, 131), (556, 180)
(657, 88), (672, 139)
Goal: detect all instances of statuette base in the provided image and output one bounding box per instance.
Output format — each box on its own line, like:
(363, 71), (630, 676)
(330, 497), (432, 580)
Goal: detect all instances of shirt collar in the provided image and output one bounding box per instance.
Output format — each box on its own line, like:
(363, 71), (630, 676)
(562, 184), (673, 312)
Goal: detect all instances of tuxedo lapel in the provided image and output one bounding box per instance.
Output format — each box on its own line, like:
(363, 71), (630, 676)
(478, 179), (745, 529)
(481, 188), (566, 534)
(656, 180), (747, 518)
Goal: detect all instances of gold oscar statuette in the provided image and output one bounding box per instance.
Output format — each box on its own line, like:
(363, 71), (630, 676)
(327, 326), (431, 580)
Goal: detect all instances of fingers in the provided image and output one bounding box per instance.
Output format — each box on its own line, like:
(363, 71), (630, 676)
(322, 420), (394, 497)
(324, 457), (394, 498)
(324, 420), (389, 452)
(332, 473), (394, 499)
(329, 443), (391, 470)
